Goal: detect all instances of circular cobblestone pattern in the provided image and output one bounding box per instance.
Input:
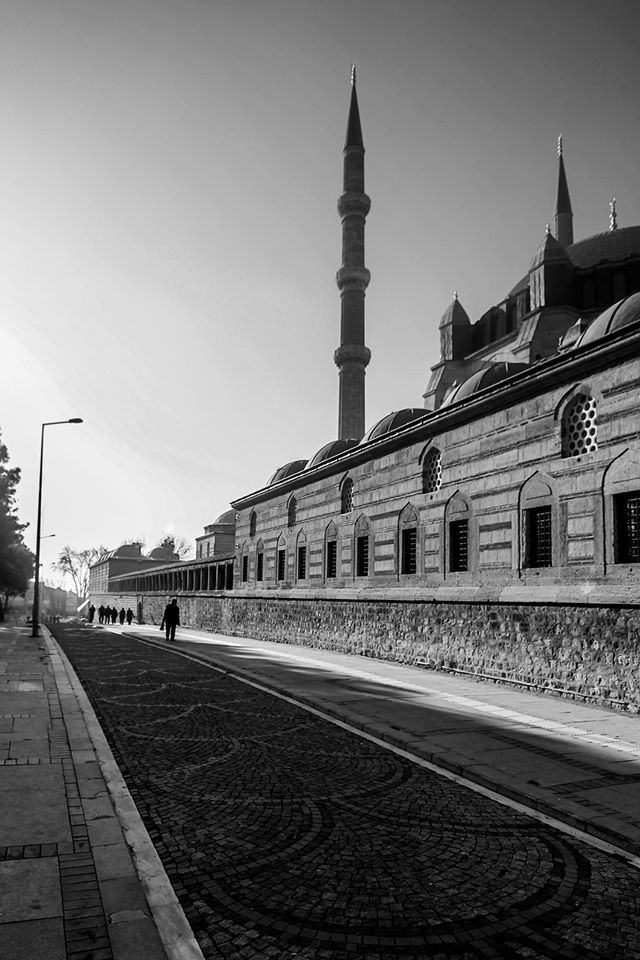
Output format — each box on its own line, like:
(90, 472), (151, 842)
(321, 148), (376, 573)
(53, 626), (640, 959)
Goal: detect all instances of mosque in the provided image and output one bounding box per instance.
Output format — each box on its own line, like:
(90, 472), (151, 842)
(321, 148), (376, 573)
(93, 76), (640, 708)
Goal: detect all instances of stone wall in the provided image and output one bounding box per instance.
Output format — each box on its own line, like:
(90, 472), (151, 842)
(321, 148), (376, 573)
(139, 592), (640, 712)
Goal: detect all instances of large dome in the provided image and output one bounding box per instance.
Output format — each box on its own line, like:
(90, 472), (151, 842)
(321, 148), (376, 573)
(305, 439), (359, 469)
(213, 509), (236, 525)
(575, 292), (640, 349)
(441, 361), (529, 407)
(267, 459), (308, 486)
(361, 409), (427, 444)
(567, 227), (640, 269)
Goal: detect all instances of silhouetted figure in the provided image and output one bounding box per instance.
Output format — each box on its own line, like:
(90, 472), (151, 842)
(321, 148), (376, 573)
(88, 604), (96, 623)
(103, 606), (110, 624)
(111, 607), (117, 624)
(160, 598), (180, 642)
(126, 608), (134, 625)
(98, 605), (105, 624)
(119, 608), (126, 625)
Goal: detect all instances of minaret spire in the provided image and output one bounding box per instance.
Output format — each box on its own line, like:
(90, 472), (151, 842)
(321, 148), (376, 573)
(334, 66), (371, 441)
(554, 134), (573, 247)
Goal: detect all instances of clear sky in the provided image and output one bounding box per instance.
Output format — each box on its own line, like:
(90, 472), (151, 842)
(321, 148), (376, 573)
(2, 0), (639, 582)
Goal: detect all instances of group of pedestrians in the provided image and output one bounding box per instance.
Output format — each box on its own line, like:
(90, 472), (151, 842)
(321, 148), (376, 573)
(89, 605), (134, 626)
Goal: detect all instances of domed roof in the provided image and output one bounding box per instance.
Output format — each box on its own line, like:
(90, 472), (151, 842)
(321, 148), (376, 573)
(214, 509), (236, 525)
(441, 361), (529, 407)
(567, 226), (640, 269)
(267, 459), (308, 486)
(112, 543), (143, 558)
(574, 292), (640, 349)
(148, 546), (178, 561)
(529, 231), (570, 270)
(361, 409), (427, 444)
(305, 439), (359, 469)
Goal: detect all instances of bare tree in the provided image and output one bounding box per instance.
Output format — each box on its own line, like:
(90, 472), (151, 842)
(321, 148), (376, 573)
(54, 545), (108, 600)
(156, 534), (193, 560)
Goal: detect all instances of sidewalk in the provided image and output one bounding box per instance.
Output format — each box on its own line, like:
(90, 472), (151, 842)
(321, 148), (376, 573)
(0, 622), (201, 960)
(119, 621), (640, 861)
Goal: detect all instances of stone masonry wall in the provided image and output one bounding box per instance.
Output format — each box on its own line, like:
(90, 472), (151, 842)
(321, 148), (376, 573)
(140, 593), (640, 713)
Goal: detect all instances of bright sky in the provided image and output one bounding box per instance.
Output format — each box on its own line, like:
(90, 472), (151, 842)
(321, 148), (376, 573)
(2, 0), (639, 582)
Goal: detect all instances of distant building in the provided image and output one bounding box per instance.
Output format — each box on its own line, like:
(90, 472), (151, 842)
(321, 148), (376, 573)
(194, 510), (236, 560)
(88, 542), (179, 595)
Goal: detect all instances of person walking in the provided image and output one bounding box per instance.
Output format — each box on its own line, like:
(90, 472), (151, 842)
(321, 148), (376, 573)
(126, 608), (134, 625)
(119, 608), (126, 625)
(160, 598), (180, 642)
(111, 607), (117, 624)
(88, 604), (96, 623)
(103, 606), (111, 624)
(98, 605), (105, 624)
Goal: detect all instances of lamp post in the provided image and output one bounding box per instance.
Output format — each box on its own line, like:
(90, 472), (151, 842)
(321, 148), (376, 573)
(32, 419), (83, 637)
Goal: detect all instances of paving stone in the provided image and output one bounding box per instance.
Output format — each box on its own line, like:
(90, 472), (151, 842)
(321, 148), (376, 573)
(0, 916), (66, 960)
(0, 858), (62, 922)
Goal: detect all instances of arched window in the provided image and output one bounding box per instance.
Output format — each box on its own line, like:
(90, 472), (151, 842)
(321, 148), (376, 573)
(603, 448), (640, 568)
(241, 543), (249, 582)
(296, 531), (307, 582)
(249, 510), (257, 538)
(255, 539), (264, 582)
(398, 504), (419, 575)
(325, 521), (338, 580)
(354, 514), (370, 578)
(519, 473), (556, 570)
(561, 393), (598, 458)
(422, 447), (442, 494)
(276, 535), (287, 582)
(341, 477), (354, 514)
(444, 492), (471, 573)
(287, 496), (297, 528)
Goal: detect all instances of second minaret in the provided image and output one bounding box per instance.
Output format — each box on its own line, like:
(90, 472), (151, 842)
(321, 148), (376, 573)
(334, 67), (371, 441)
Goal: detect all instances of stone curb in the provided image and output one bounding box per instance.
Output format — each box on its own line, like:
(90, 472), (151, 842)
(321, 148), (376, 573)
(132, 632), (640, 863)
(43, 628), (205, 960)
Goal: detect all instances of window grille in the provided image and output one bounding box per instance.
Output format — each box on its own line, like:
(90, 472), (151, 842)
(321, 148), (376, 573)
(249, 511), (257, 538)
(561, 394), (598, 458)
(525, 506), (552, 568)
(277, 549), (286, 581)
(256, 552), (264, 581)
(288, 498), (297, 528)
(401, 528), (417, 574)
(242, 555), (248, 582)
(356, 535), (369, 577)
(423, 449), (442, 494)
(341, 479), (354, 514)
(297, 545), (307, 580)
(614, 492), (640, 564)
(449, 519), (468, 572)
(326, 540), (337, 579)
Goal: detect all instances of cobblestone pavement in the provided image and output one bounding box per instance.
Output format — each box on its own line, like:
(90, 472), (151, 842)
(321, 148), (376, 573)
(51, 625), (640, 960)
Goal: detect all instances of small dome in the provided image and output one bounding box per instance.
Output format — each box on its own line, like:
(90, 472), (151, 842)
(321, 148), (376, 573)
(361, 409), (427, 444)
(214, 509), (237, 525)
(305, 439), (359, 469)
(148, 546), (178, 561)
(575, 292), (640, 349)
(112, 543), (143, 558)
(267, 459), (308, 486)
(441, 361), (529, 407)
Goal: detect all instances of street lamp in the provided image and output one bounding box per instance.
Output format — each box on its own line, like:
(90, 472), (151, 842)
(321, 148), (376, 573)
(32, 419), (83, 637)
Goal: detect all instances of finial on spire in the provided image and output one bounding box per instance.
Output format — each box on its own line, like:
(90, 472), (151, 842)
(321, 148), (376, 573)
(609, 197), (618, 232)
(350, 63), (356, 86)
(453, 290), (458, 300)
(557, 135), (562, 157)
(545, 223), (551, 235)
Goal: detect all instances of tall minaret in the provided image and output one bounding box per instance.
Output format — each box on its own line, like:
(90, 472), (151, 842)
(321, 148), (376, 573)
(334, 65), (371, 441)
(554, 135), (573, 247)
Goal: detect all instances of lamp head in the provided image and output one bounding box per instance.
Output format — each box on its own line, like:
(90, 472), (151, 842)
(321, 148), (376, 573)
(68, 418), (83, 424)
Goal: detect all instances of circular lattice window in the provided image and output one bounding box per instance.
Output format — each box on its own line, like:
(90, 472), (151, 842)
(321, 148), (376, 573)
(423, 448), (442, 493)
(561, 395), (598, 457)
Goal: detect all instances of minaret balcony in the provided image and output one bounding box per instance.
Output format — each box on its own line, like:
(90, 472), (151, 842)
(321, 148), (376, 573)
(334, 344), (371, 369)
(336, 266), (371, 291)
(337, 192), (371, 217)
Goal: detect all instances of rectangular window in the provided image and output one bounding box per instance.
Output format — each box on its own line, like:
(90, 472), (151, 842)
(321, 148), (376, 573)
(525, 506), (552, 568)
(206, 543), (210, 557)
(242, 555), (248, 582)
(297, 545), (307, 580)
(217, 565), (225, 589)
(225, 562), (233, 590)
(256, 551), (264, 581)
(449, 520), (469, 572)
(614, 492), (640, 563)
(401, 528), (417, 575)
(356, 535), (369, 577)
(326, 540), (337, 579)
(277, 549), (286, 582)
